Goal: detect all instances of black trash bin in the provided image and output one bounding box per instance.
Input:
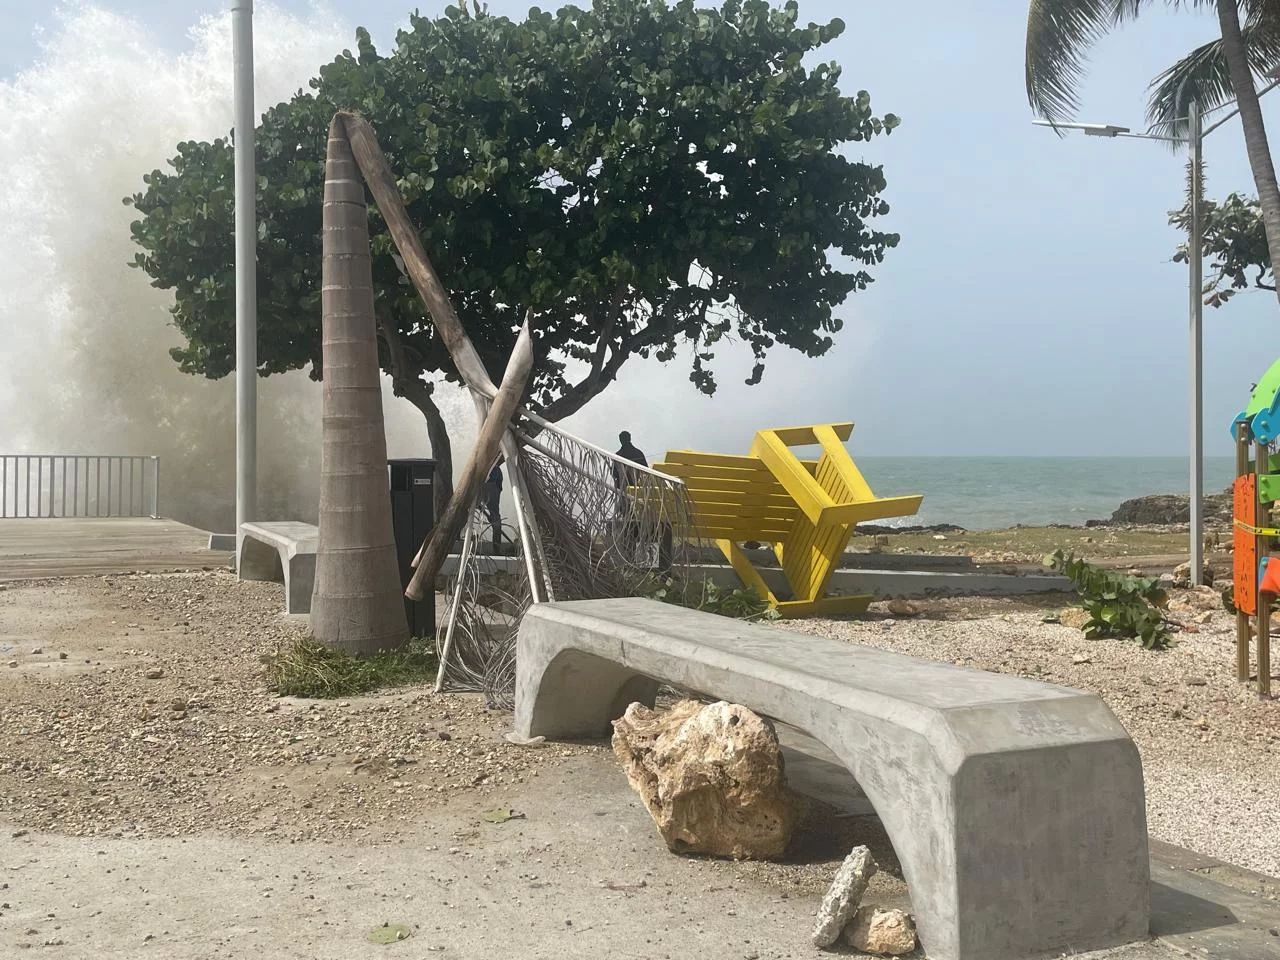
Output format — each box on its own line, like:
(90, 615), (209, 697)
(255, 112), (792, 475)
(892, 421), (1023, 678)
(388, 459), (436, 637)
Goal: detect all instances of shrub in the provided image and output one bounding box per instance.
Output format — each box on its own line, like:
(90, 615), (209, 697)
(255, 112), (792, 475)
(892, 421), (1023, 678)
(1046, 550), (1171, 650)
(642, 575), (779, 622)
(268, 635), (439, 698)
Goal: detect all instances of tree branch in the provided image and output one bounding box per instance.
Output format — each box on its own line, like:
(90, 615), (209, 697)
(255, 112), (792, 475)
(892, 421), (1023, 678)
(537, 321), (667, 423)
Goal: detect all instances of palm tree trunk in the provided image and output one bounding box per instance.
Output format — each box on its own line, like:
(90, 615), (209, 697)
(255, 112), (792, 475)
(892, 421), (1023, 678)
(310, 115), (410, 655)
(1216, 0), (1280, 307)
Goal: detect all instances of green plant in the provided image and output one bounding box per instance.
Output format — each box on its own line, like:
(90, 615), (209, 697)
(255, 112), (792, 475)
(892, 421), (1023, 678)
(267, 635), (439, 698)
(642, 574), (779, 622)
(1046, 550), (1172, 650)
(126, 0), (902, 507)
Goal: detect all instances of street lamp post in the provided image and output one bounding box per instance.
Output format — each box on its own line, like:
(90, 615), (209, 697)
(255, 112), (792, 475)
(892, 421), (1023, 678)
(1034, 85), (1278, 587)
(232, 0), (257, 552)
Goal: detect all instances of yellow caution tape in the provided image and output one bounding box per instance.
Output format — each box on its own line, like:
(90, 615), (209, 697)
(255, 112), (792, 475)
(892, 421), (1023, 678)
(1234, 519), (1280, 537)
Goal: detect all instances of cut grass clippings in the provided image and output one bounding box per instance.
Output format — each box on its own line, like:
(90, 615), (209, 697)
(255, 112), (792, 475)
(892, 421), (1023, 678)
(268, 634), (439, 699)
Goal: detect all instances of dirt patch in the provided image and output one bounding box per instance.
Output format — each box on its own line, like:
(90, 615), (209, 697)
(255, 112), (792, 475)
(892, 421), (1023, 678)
(0, 572), (596, 842)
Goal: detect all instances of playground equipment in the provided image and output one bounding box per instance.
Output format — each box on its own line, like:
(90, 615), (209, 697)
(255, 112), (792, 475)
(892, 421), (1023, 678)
(653, 423), (923, 617)
(1229, 357), (1280, 696)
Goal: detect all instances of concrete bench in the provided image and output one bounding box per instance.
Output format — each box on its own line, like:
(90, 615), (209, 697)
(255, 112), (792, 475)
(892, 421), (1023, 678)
(238, 521), (318, 615)
(514, 598), (1149, 960)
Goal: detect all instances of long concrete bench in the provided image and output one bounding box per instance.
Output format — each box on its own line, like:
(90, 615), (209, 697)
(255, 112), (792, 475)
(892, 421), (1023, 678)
(238, 521), (319, 615)
(514, 598), (1149, 960)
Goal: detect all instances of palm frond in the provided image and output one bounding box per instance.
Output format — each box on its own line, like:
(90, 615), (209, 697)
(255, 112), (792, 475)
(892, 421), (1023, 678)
(1146, 13), (1280, 144)
(1026, 0), (1164, 123)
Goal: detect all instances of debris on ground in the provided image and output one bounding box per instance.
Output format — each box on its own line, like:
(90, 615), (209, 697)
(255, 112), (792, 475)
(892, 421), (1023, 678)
(367, 922), (413, 944)
(612, 699), (795, 860)
(886, 599), (921, 617)
(843, 905), (917, 956)
(811, 845), (878, 948)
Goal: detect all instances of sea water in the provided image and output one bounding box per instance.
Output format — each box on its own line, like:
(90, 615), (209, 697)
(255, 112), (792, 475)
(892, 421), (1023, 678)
(858, 456), (1237, 530)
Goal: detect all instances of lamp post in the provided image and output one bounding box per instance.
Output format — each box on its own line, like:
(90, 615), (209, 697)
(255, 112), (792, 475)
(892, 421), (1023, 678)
(232, 0), (257, 551)
(1033, 84), (1279, 587)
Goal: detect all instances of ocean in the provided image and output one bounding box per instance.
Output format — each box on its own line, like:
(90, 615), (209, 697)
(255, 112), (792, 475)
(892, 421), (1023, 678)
(856, 457), (1237, 531)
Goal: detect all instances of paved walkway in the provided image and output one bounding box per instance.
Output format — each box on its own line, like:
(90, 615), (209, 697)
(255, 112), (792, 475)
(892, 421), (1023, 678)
(0, 517), (230, 580)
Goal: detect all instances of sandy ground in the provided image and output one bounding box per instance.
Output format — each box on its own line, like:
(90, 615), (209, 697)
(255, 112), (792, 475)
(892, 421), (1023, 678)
(791, 591), (1280, 877)
(0, 568), (1273, 959)
(0, 572), (919, 959)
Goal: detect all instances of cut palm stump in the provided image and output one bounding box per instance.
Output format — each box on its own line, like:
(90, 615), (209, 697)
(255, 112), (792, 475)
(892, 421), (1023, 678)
(651, 423), (922, 617)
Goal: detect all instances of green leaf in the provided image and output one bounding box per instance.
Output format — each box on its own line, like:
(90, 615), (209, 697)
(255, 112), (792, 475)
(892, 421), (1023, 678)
(367, 923), (413, 944)
(481, 807), (525, 823)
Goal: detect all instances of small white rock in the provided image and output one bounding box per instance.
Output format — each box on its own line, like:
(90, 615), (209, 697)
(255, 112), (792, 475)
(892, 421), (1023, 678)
(844, 905), (917, 956)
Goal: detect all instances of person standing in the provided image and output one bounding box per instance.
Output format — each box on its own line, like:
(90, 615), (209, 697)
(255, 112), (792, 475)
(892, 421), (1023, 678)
(485, 460), (503, 553)
(613, 430), (647, 489)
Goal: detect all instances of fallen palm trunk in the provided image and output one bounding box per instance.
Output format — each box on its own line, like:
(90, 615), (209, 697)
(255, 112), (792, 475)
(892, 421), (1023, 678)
(406, 321), (533, 601)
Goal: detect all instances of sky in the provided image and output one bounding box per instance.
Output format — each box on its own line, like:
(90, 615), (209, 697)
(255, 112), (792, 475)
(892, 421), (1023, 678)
(1, 0), (1276, 459)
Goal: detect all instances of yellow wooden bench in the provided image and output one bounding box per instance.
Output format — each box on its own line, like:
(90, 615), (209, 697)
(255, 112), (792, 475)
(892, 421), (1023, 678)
(652, 423), (922, 618)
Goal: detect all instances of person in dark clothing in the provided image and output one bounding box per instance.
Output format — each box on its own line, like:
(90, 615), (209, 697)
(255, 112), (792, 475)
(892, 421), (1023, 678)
(613, 431), (647, 489)
(485, 460), (503, 552)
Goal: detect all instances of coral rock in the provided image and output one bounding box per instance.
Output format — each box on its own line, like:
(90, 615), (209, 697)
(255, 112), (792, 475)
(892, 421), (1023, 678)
(844, 906), (918, 956)
(611, 699), (795, 860)
(811, 845), (878, 947)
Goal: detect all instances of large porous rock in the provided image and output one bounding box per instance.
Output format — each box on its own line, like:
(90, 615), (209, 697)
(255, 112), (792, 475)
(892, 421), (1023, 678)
(811, 846), (878, 948)
(844, 906), (918, 956)
(611, 699), (795, 860)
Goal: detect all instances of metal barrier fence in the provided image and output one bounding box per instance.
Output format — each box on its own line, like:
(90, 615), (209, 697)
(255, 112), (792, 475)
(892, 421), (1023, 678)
(0, 455), (159, 519)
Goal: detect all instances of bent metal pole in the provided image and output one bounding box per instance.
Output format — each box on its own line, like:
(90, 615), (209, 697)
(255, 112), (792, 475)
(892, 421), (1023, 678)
(232, 0), (258, 549)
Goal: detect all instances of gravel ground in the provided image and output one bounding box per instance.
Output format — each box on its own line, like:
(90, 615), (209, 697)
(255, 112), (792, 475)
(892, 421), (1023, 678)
(0, 572), (597, 843)
(6, 568), (1277, 885)
(787, 590), (1280, 878)
(0, 570), (903, 905)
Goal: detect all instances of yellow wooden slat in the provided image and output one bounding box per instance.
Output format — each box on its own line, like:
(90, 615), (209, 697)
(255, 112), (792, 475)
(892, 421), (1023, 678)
(750, 430), (832, 524)
(774, 594), (872, 618)
(653, 462), (778, 483)
(690, 502), (801, 521)
(769, 422), (854, 446)
(813, 424), (875, 502)
(696, 527), (797, 541)
(662, 450), (766, 468)
(820, 495), (923, 526)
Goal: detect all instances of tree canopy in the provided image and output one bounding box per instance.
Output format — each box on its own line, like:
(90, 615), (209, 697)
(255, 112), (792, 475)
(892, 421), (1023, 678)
(1173, 190), (1275, 307)
(126, 0), (901, 429)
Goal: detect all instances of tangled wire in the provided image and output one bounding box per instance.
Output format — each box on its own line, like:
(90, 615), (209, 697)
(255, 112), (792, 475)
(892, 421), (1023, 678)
(436, 418), (694, 708)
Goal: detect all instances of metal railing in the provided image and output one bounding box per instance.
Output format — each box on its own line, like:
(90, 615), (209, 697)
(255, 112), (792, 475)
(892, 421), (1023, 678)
(0, 455), (159, 519)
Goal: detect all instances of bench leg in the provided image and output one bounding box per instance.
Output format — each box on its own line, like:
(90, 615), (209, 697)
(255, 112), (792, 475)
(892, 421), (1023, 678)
(238, 536), (283, 584)
(816, 713), (1149, 960)
(284, 554), (316, 616)
(515, 645), (660, 740)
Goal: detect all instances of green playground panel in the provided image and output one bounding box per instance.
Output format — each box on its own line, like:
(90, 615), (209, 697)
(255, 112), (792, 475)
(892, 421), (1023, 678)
(1246, 357), (1280, 419)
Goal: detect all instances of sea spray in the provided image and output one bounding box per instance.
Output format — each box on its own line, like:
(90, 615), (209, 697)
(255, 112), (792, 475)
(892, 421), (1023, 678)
(0, 3), (473, 531)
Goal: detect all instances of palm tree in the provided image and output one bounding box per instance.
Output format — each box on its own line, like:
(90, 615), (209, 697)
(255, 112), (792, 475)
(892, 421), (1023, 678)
(1026, 0), (1280, 307)
(309, 115), (410, 655)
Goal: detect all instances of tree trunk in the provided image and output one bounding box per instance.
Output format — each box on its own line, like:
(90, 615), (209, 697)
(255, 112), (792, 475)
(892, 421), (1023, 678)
(310, 115), (410, 655)
(399, 381), (454, 524)
(377, 317), (455, 522)
(1216, 0), (1280, 307)
(406, 320), (533, 600)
